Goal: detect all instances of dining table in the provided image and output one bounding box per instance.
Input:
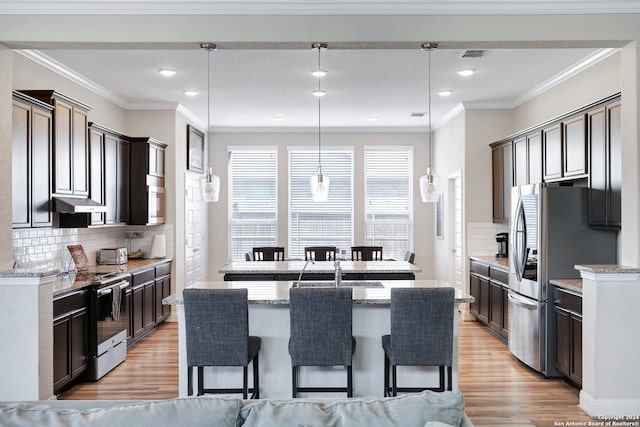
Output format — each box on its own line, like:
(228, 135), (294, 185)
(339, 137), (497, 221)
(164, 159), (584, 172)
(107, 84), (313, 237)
(219, 260), (422, 281)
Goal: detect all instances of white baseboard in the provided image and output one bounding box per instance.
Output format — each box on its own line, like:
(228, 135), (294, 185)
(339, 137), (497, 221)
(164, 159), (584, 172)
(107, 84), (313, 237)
(580, 390), (640, 416)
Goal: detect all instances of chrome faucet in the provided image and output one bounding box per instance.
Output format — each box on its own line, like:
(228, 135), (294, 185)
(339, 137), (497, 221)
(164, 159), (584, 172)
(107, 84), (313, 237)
(294, 259), (314, 287)
(334, 260), (342, 287)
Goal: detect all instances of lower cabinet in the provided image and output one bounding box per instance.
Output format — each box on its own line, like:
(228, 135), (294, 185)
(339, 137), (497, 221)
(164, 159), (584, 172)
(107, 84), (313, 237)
(553, 286), (582, 387)
(128, 261), (172, 347)
(470, 259), (508, 340)
(53, 289), (88, 395)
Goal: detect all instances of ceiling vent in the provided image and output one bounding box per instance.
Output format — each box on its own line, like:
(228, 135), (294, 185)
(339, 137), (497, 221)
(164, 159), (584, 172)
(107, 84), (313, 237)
(410, 112), (426, 117)
(461, 49), (486, 58)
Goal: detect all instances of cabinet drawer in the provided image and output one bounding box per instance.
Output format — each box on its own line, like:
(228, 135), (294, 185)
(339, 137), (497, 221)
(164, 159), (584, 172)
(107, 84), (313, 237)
(131, 268), (155, 285)
(489, 267), (508, 285)
(470, 260), (489, 277)
(155, 262), (171, 277)
(53, 290), (88, 318)
(554, 287), (582, 316)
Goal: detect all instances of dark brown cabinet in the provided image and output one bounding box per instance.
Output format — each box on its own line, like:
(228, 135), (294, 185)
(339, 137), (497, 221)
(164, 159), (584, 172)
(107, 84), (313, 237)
(542, 122), (563, 181)
(588, 100), (621, 228)
(21, 90), (92, 197)
(470, 259), (508, 340)
(129, 137), (167, 225)
(491, 141), (512, 224)
(88, 123), (130, 226)
(553, 286), (582, 387)
(128, 262), (172, 347)
(12, 92), (54, 228)
(513, 130), (543, 186)
(543, 115), (587, 182)
(53, 289), (88, 395)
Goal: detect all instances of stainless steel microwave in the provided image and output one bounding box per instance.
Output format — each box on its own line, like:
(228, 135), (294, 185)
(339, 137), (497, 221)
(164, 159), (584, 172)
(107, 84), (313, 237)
(97, 248), (128, 265)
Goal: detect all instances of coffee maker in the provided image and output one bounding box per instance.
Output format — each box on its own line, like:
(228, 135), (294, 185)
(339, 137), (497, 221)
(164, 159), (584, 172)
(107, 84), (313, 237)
(496, 232), (508, 258)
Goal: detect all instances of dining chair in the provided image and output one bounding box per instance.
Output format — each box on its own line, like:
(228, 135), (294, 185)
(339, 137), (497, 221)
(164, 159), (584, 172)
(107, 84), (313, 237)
(403, 251), (415, 264)
(381, 287), (455, 396)
(288, 287), (355, 397)
(351, 245), (383, 261)
(252, 246), (285, 261)
(183, 288), (261, 399)
(304, 246), (337, 261)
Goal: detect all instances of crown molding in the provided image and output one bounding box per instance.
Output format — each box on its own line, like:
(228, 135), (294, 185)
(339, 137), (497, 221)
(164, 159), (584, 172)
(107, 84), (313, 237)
(2, 1), (640, 15)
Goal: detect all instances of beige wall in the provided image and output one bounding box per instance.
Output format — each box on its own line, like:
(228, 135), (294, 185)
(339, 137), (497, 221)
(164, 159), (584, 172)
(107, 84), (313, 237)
(0, 46), (13, 269)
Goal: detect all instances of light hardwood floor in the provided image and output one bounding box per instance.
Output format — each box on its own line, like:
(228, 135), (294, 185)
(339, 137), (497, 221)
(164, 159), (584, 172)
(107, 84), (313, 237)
(60, 321), (595, 426)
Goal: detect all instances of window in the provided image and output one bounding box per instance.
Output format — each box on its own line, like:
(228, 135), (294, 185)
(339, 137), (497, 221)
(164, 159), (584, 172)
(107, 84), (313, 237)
(364, 147), (413, 260)
(228, 148), (278, 261)
(288, 148), (353, 259)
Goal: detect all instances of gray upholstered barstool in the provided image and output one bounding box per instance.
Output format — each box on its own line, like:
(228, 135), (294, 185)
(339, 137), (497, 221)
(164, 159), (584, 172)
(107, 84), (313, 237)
(183, 288), (261, 398)
(288, 287), (355, 397)
(381, 287), (455, 396)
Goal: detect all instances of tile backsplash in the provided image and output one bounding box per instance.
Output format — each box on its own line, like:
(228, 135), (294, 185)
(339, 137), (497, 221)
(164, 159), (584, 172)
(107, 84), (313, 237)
(12, 225), (173, 272)
(467, 222), (509, 257)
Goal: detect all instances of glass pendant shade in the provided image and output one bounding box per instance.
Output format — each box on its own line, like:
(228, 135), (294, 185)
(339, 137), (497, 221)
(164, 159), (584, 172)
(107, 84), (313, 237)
(200, 166), (220, 202)
(419, 167), (441, 203)
(310, 167), (330, 202)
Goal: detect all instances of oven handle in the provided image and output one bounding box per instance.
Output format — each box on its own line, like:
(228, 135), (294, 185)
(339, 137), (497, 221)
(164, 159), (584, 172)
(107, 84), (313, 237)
(97, 280), (130, 296)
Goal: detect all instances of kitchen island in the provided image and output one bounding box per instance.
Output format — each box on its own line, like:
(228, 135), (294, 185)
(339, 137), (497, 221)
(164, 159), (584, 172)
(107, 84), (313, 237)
(219, 260), (421, 281)
(163, 279), (472, 398)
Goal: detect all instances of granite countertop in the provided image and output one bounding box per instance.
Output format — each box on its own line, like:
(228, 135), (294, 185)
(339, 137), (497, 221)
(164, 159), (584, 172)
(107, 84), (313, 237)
(219, 260), (422, 274)
(46, 258), (173, 296)
(574, 264), (640, 274)
(550, 278), (583, 293)
(163, 279), (473, 306)
(469, 255), (509, 270)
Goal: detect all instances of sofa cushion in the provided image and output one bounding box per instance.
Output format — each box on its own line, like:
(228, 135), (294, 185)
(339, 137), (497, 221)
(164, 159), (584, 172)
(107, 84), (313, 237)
(240, 390), (465, 427)
(0, 396), (240, 427)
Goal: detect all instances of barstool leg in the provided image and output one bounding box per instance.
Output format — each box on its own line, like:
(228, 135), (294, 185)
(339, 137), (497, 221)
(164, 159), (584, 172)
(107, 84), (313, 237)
(242, 365), (248, 399)
(197, 367), (204, 396)
(391, 365), (398, 397)
(447, 366), (453, 391)
(187, 366), (193, 396)
(439, 366), (445, 391)
(291, 366), (298, 398)
(347, 365), (353, 397)
(383, 353), (390, 397)
(252, 353), (260, 399)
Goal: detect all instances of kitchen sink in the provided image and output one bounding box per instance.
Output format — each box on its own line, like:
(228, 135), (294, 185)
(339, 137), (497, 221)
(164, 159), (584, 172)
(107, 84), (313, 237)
(294, 281), (384, 288)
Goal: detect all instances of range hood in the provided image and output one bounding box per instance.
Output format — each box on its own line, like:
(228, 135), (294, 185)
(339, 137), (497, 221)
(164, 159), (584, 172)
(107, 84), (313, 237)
(53, 196), (108, 214)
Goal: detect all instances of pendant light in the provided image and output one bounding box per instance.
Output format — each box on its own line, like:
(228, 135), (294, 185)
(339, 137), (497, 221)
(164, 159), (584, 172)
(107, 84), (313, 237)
(419, 42), (441, 203)
(310, 42), (330, 202)
(199, 42), (221, 202)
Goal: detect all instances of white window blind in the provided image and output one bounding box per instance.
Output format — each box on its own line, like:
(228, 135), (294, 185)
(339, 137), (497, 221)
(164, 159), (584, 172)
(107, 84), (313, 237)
(288, 149), (353, 259)
(364, 147), (413, 260)
(228, 148), (278, 261)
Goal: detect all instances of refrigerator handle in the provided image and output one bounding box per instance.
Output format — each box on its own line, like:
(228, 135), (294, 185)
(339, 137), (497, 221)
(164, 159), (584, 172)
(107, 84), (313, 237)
(512, 198), (527, 281)
(508, 291), (539, 309)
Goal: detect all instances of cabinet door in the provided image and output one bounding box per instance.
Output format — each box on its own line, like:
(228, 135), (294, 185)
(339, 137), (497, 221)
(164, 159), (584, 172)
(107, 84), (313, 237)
(501, 143), (512, 222)
(125, 289), (133, 345)
(478, 276), (490, 324)
(31, 107), (53, 227)
(571, 315), (583, 385)
(492, 147), (503, 222)
(513, 136), (528, 186)
(154, 275), (172, 323)
(12, 101), (31, 228)
(470, 274), (481, 316)
(527, 131), (542, 184)
(53, 99), (73, 195)
(554, 307), (571, 377)
(70, 308), (88, 378)
(89, 128), (105, 225)
(53, 316), (71, 392)
(117, 138), (130, 223)
(492, 142), (512, 223)
(489, 280), (503, 334)
(143, 282), (155, 332)
(72, 107), (89, 196)
(543, 123), (563, 181)
(588, 107), (607, 225)
(132, 285), (145, 340)
(501, 285), (509, 337)
(104, 133), (118, 225)
(607, 101), (622, 227)
(563, 114), (587, 177)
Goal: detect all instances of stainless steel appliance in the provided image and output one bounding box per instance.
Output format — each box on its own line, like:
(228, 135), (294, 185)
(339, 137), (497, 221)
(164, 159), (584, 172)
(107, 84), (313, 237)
(88, 271), (131, 380)
(508, 183), (616, 377)
(97, 247), (128, 265)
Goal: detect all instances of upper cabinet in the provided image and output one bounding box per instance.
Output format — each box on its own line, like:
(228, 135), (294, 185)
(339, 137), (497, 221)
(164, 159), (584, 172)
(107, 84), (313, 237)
(88, 123), (130, 226)
(129, 137), (167, 225)
(12, 92), (54, 228)
(491, 140), (512, 224)
(491, 93), (620, 227)
(20, 90), (92, 197)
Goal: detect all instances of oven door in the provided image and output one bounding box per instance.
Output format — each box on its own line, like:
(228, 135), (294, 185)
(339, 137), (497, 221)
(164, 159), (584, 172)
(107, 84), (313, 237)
(96, 279), (130, 355)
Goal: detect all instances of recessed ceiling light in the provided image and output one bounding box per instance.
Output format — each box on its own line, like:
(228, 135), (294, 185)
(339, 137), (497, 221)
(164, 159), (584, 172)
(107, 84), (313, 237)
(183, 90), (198, 97)
(311, 70), (328, 77)
(312, 90), (326, 97)
(368, 116), (380, 122)
(273, 116), (286, 122)
(457, 69), (475, 77)
(438, 90), (453, 97)
(158, 69), (176, 77)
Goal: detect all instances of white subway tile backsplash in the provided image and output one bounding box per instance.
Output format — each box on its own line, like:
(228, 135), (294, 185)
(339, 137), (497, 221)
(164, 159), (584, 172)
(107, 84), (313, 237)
(467, 222), (508, 257)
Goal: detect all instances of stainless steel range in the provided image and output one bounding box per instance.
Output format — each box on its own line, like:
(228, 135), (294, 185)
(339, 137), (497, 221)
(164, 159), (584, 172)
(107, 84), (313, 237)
(88, 271), (131, 380)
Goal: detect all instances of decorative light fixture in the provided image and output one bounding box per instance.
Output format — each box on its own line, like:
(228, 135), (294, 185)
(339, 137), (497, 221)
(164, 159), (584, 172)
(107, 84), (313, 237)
(419, 42), (442, 203)
(457, 68), (475, 77)
(310, 42), (330, 202)
(158, 69), (176, 77)
(199, 42), (220, 202)
(183, 90), (198, 96)
(437, 89), (453, 97)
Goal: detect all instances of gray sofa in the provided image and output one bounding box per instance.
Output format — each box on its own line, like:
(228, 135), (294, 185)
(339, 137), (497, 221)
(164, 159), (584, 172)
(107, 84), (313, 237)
(0, 390), (473, 427)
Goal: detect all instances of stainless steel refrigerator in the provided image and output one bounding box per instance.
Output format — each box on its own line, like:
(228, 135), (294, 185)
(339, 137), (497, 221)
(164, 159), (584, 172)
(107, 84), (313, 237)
(508, 183), (617, 377)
